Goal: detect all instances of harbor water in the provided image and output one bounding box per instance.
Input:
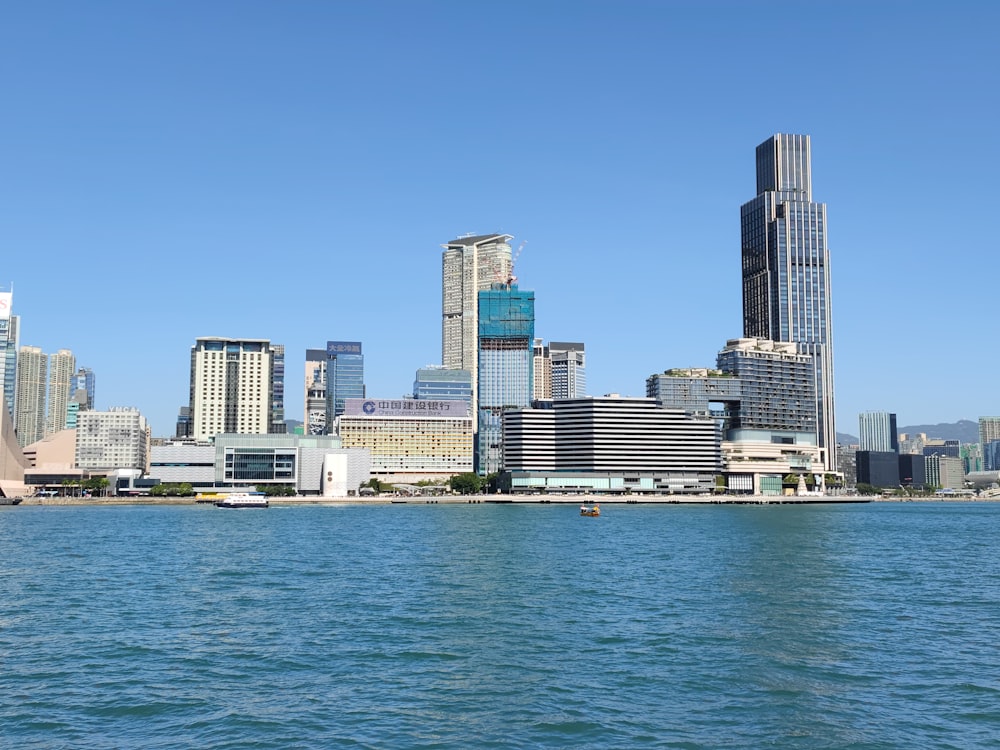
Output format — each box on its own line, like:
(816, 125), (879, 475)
(1, 502), (998, 748)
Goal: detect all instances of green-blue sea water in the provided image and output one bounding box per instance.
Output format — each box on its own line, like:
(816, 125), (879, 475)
(1, 502), (999, 749)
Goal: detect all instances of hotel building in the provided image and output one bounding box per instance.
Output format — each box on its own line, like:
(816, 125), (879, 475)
(741, 134), (836, 469)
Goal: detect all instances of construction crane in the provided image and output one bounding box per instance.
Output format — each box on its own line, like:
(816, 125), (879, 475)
(507, 240), (527, 286)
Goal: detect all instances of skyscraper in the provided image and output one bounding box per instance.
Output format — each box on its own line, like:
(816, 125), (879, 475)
(441, 234), (513, 398)
(531, 339), (551, 401)
(413, 366), (473, 404)
(0, 290), (18, 424)
(71, 367), (96, 410)
(325, 341), (364, 428)
(270, 344), (286, 434)
(477, 284), (534, 475)
(859, 411), (898, 453)
(46, 349), (76, 436)
(14, 346), (46, 447)
(741, 134), (836, 468)
(304, 349), (327, 435)
(189, 337), (277, 442)
(979, 416), (1000, 471)
(549, 342), (586, 399)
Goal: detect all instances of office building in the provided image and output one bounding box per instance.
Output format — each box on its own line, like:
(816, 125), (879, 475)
(412, 366), (472, 405)
(441, 233), (513, 374)
(980, 418), (1000, 470)
(923, 440), (960, 458)
(924, 454), (965, 490)
(984, 441), (1000, 473)
(304, 349), (327, 435)
(71, 367), (96, 411)
(859, 411), (898, 453)
(189, 337), (278, 442)
(898, 453), (927, 489)
(477, 284), (534, 475)
(14, 346), (46, 447)
(741, 134), (836, 468)
(531, 339), (551, 401)
(270, 344), (286, 434)
(549, 342), (586, 399)
(0, 291), (18, 423)
(325, 341), (364, 426)
(337, 398), (473, 483)
(856, 451), (900, 489)
(75, 407), (149, 473)
(46, 349), (76, 436)
(501, 396), (720, 494)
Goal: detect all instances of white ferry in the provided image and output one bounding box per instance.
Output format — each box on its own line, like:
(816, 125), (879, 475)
(215, 493), (269, 509)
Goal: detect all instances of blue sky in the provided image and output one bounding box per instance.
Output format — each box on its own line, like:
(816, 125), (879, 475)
(3, 1), (997, 437)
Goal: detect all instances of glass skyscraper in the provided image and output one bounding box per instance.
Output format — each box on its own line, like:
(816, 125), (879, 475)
(413, 366), (472, 404)
(325, 341), (364, 428)
(71, 367), (96, 410)
(477, 284), (534, 475)
(741, 134), (836, 469)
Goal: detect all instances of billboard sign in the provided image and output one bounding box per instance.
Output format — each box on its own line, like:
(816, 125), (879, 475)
(343, 398), (470, 418)
(327, 341), (362, 355)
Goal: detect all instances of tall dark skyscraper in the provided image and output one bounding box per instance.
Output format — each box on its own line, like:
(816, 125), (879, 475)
(741, 134), (836, 469)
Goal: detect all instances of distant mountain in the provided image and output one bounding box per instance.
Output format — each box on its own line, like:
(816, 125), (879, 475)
(898, 419), (979, 444)
(838, 419), (980, 446)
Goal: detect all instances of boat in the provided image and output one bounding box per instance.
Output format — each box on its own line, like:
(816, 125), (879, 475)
(580, 502), (600, 517)
(0, 497), (22, 506)
(215, 493), (269, 509)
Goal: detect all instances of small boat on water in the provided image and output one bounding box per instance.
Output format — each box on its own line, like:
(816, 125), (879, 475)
(215, 493), (269, 509)
(580, 502), (600, 517)
(0, 497), (22, 506)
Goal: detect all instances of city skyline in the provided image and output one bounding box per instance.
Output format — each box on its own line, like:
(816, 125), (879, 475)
(3, 3), (998, 436)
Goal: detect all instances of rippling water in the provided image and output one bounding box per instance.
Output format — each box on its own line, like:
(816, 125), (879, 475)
(2, 502), (999, 748)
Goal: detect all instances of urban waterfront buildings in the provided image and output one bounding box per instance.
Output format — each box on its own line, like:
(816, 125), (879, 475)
(325, 341), (364, 426)
(501, 395), (720, 494)
(412, 366), (472, 404)
(336, 398), (473, 483)
(741, 134), (836, 469)
(14, 346), (46, 447)
(441, 234), (513, 375)
(0, 291), (18, 423)
(270, 344), (286, 434)
(477, 284), (534, 475)
(46, 349), (76, 436)
(859, 411), (898, 453)
(531, 339), (551, 401)
(189, 337), (282, 442)
(75, 407), (149, 473)
(979, 417), (1000, 470)
(304, 349), (327, 435)
(549, 342), (586, 399)
(72, 368), (96, 410)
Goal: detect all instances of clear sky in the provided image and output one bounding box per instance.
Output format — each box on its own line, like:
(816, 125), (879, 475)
(3, 1), (997, 437)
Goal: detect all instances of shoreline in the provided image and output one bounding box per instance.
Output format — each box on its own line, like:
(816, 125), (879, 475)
(9, 494), (998, 507)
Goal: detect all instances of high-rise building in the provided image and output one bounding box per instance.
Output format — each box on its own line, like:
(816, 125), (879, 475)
(979, 417), (1000, 468)
(14, 346), (47, 447)
(477, 284), (534, 475)
(71, 367), (96, 411)
(858, 411), (898, 453)
(304, 349), (327, 435)
(270, 344), (286, 434)
(75, 407), (149, 472)
(741, 134), (836, 468)
(531, 339), (551, 401)
(716, 338), (816, 435)
(549, 342), (586, 399)
(189, 337), (277, 442)
(413, 366), (472, 405)
(325, 341), (364, 427)
(441, 233), (513, 401)
(46, 349), (76, 436)
(0, 290), (18, 423)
